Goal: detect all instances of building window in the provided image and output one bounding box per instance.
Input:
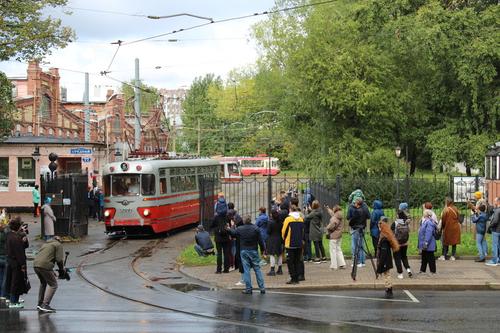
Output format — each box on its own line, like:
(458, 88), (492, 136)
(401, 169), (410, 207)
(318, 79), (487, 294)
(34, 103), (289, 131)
(0, 158), (8, 190)
(58, 128), (62, 137)
(49, 128), (54, 136)
(27, 126), (33, 134)
(40, 127), (44, 135)
(66, 130), (70, 137)
(40, 94), (51, 119)
(17, 157), (35, 189)
(74, 131), (78, 138)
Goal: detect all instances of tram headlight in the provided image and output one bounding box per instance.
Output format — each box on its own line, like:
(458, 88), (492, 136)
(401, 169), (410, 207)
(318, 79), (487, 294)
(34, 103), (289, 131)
(143, 209), (150, 217)
(104, 210), (111, 217)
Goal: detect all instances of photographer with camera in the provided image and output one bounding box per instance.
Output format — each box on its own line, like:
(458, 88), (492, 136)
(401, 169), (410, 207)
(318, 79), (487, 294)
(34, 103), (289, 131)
(347, 198), (370, 268)
(33, 236), (69, 313)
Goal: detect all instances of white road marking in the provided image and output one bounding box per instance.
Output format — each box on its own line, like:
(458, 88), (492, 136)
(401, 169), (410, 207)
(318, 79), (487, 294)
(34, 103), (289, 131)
(403, 289), (420, 303)
(267, 290), (416, 303)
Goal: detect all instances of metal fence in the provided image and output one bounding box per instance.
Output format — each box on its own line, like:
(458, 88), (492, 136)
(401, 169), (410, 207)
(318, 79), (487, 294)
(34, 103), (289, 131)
(40, 174), (89, 238)
(199, 174), (486, 233)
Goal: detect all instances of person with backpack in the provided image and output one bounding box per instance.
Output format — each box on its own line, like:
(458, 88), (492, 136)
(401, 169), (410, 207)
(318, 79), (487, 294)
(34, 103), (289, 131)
(376, 217), (400, 299)
(228, 203), (244, 284)
(347, 198), (370, 268)
(370, 200), (384, 256)
(472, 204), (488, 263)
(418, 210), (438, 274)
(391, 203), (413, 279)
(282, 202), (305, 284)
(211, 193), (231, 274)
(266, 209), (284, 276)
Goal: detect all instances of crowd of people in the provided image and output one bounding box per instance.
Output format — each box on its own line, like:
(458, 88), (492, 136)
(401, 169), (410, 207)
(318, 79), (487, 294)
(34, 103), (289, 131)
(196, 189), (500, 298)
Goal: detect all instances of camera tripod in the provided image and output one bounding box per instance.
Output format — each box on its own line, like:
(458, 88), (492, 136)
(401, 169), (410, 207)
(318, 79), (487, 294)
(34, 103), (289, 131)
(351, 228), (378, 281)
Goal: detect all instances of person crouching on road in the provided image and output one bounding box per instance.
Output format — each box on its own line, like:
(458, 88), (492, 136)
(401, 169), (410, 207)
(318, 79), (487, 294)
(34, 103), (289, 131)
(376, 217), (400, 299)
(194, 225), (215, 257)
(227, 215), (266, 294)
(34, 236), (68, 313)
(418, 210), (438, 274)
(282, 203), (305, 284)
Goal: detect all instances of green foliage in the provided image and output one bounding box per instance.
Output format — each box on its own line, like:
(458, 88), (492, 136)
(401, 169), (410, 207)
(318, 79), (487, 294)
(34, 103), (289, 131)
(250, 0), (499, 175)
(0, 0), (74, 61)
(121, 81), (160, 115)
(0, 72), (15, 139)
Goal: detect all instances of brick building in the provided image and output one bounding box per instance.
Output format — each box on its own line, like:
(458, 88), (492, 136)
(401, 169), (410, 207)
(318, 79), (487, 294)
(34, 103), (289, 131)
(0, 61), (169, 209)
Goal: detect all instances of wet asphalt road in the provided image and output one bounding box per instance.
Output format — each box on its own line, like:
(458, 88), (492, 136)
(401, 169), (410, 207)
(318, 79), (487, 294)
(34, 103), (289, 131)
(1, 230), (499, 332)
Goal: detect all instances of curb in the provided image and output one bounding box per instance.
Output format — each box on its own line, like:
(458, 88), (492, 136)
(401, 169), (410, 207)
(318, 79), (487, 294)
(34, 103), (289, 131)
(179, 265), (500, 291)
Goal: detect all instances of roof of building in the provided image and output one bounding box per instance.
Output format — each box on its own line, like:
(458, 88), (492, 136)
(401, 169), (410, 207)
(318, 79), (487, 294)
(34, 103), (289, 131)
(1, 136), (105, 146)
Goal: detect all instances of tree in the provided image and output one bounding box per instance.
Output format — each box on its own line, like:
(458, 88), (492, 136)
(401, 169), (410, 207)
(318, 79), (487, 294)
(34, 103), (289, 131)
(0, 0), (74, 61)
(121, 81), (161, 115)
(0, 72), (15, 138)
(0, 0), (74, 139)
(180, 74), (223, 155)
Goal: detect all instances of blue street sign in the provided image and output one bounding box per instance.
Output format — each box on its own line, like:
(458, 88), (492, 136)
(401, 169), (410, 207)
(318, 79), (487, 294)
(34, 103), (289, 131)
(82, 157), (92, 163)
(70, 148), (92, 154)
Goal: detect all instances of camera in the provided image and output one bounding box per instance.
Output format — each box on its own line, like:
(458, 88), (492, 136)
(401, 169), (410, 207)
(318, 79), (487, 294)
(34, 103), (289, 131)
(21, 223), (29, 235)
(58, 268), (71, 281)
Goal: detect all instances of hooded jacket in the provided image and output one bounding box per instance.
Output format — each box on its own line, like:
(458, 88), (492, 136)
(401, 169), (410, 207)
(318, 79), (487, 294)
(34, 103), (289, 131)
(370, 200), (383, 238)
(282, 212), (304, 249)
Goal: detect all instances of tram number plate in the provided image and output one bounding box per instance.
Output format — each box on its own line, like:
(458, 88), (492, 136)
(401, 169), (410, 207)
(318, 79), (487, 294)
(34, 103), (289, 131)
(119, 208), (134, 215)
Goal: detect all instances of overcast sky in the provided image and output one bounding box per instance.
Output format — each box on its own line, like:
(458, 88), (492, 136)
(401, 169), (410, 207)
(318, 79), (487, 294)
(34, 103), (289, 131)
(0, 0), (275, 101)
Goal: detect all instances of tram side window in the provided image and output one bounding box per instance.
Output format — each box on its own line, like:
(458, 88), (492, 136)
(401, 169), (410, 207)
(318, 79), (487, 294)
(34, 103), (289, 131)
(170, 175), (197, 193)
(141, 174), (155, 196)
(103, 175), (111, 196)
(160, 177), (167, 194)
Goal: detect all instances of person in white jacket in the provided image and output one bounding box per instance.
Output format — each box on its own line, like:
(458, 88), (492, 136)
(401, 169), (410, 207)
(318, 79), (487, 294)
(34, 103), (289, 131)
(41, 197), (56, 241)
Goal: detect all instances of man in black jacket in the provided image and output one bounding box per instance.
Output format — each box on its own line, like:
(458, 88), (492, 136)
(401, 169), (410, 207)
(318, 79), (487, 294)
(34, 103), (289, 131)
(347, 198), (370, 267)
(228, 215), (266, 294)
(194, 225), (214, 257)
(211, 208), (231, 274)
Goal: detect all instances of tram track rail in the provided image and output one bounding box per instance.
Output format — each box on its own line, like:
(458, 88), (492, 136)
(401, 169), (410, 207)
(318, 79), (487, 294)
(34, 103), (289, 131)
(75, 236), (296, 333)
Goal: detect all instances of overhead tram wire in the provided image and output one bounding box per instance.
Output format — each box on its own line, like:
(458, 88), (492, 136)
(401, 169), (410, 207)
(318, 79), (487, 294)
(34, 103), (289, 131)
(119, 0), (337, 46)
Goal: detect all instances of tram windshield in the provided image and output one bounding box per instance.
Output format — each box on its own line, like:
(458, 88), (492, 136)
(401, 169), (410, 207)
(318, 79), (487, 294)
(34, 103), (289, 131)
(104, 174), (156, 196)
(227, 162), (240, 175)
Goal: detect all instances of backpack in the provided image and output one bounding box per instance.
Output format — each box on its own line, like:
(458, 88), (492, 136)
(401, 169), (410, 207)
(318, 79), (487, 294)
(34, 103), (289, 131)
(215, 200), (228, 217)
(395, 220), (410, 244)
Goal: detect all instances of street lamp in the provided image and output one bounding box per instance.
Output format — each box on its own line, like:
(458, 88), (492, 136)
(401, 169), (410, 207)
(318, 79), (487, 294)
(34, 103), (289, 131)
(395, 146), (401, 209)
(32, 146), (41, 162)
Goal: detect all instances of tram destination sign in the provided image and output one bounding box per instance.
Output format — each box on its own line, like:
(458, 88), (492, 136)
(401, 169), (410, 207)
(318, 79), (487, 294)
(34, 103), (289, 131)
(70, 148), (92, 155)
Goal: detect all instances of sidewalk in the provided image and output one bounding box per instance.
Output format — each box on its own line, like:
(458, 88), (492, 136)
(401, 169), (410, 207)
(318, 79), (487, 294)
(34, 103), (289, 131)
(181, 258), (500, 291)
(16, 214), (500, 291)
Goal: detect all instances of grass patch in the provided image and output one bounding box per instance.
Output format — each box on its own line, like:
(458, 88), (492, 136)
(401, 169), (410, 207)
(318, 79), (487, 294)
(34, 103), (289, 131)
(178, 232), (485, 266)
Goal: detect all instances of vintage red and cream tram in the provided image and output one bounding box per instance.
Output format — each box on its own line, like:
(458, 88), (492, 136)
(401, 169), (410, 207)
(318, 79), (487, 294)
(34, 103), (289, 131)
(102, 158), (219, 235)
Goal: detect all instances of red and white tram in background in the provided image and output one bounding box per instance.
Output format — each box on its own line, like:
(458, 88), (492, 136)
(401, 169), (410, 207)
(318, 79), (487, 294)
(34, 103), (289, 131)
(212, 156), (243, 182)
(238, 155), (280, 176)
(102, 158), (219, 235)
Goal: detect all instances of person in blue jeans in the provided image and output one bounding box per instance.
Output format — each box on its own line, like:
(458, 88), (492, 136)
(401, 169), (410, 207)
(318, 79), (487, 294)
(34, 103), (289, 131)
(228, 215), (266, 294)
(348, 198), (370, 267)
(486, 198), (500, 266)
(472, 205), (488, 262)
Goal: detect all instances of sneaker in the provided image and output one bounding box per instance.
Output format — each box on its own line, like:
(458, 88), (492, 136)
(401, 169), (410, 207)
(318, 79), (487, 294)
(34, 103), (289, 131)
(397, 273), (404, 279)
(235, 281), (245, 286)
(18, 298), (24, 303)
(339, 265), (346, 269)
(260, 289), (266, 294)
(407, 268), (413, 278)
(450, 256), (456, 261)
(313, 259), (322, 264)
(485, 260), (498, 267)
(38, 304), (56, 313)
(321, 257), (328, 263)
(228, 267), (236, 272)
(438, 255), (446, 261)
(9, 302), (24, 309)
(241, 290), (252, 295)
(475, 258), (486, 263)
(357, 263), (365, 268)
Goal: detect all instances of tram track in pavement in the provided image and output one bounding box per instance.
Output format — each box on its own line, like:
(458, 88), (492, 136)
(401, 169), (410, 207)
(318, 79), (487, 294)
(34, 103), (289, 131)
(75, 232), (423, 333)
(75, 236), (299, 332)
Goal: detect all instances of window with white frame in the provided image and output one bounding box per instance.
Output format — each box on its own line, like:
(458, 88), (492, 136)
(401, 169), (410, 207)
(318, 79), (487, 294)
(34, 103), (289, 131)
(17, 157), (35, 189)
(0, 157), (9, 190)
